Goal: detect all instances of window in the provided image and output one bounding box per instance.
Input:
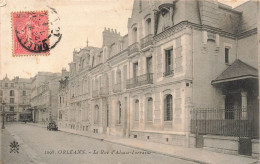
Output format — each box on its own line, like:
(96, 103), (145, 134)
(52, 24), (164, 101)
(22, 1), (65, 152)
(118, 101), (122, 124)
(10, 106), (14, 111)
(106, 107), (109, 127)
(146, 57), (153, 74)
(94, 105), (99, 124)
(135, 100), (139, 121)
(133, 62), (138, 79)
(116, 69), (121, 84)
(0, 90), (2, 96)
(23, 91), (26, 96)
(164, 94), (173, 121)
(5, 83), (8, 87)
(132, 27), (137, 43)
(146, 18), (151, 35)
(59, 111), (63, 119)
(60, 96), (62, 104)
(164, 49), (173, 76)
(10, 90), (14, 96)
(10, 98), (14, 103)
(147, 97), (153, 121)
(11, 83), (14, 87)
(225, 48), (229, 64)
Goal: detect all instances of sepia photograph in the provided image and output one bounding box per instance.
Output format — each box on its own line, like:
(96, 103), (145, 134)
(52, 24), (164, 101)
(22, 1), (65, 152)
(0, 0), (259, 163)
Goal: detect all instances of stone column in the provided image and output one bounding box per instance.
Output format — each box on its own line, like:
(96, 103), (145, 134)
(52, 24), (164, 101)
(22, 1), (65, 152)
(241, 91), (248, 120)
(222, 95), (226, 119)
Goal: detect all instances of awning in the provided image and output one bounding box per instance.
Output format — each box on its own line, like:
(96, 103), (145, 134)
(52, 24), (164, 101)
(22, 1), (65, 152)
(212, 59), (258, 85)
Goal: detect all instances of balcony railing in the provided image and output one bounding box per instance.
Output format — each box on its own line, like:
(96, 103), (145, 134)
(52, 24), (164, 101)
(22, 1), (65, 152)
(126, 73), (153, 89)
(113, 83), (121, 93)
(163, 69), (174, 77)
(128, 42), (139, 55)
(92, 90), (99, 98)
(100, 87), (109, 96)
(140, 34), (153, 49)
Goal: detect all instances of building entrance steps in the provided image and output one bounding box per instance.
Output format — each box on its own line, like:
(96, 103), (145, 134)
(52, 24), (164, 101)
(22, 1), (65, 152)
(57, 127), (258, 164)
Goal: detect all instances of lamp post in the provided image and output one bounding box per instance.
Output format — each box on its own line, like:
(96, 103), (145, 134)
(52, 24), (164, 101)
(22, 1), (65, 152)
(2, 101), (6, 129)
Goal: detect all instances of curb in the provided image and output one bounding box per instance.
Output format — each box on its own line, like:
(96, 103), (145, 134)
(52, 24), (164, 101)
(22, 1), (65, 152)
(58, 129), (208, 164)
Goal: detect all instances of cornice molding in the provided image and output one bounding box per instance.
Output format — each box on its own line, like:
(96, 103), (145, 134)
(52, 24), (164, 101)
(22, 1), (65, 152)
(154, 21), (257, 42)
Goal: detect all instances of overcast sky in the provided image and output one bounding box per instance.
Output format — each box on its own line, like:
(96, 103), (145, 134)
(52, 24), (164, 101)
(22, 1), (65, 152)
(0, 0), (249, 79)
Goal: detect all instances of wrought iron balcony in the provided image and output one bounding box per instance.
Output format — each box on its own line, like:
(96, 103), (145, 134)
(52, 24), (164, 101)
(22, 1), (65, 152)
(92, 90), (99, 98)
(140, 34), (153, 49)
(163, 69), (174, 77)
(100, 87), (109, 96)
(128, 42), (139, 55)
(126, 73), (153, 89)
(112, 83), (121, 93)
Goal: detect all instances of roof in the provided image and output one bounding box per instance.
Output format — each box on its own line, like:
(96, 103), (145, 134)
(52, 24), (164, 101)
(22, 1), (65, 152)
(212, 59), (258, 84)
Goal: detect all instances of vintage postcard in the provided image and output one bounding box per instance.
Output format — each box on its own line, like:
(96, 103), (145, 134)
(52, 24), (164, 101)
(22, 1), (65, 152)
(0, 0), (259, 163)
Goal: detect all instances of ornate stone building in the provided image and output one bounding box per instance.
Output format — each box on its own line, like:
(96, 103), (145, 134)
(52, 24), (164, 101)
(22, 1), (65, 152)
(31, 72), (61, 123)
(0, 75), (32, 122)
(58, 0), (259, 156)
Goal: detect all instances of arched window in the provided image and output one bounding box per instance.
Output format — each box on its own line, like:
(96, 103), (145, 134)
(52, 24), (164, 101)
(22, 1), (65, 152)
(118, 101), (122, 124)
(94, 105), (99, 124)
(132, 27), (137, 43)
(147, 97), (153, 121)
(146, 18), (151, 35)
(10, 90), (14, 96)
(164, 94), (173, 121)
(135, 100), (139, 121)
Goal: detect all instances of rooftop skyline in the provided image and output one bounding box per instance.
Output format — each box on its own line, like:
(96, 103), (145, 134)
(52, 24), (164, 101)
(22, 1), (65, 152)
(0, 0), (250, 79)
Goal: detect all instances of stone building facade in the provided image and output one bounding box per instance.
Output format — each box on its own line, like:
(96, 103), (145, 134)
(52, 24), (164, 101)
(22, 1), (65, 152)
(58, 0), (259, 156)
(0, 75), (32, 122)
(31, 72), (61, 123)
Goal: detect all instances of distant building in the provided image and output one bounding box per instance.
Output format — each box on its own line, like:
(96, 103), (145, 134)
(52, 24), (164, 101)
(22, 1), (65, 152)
(58, 0), (259, 157)
(0, 75), (32, 122)
(57, 68), (70, 128)
(31, 72), (61, 123)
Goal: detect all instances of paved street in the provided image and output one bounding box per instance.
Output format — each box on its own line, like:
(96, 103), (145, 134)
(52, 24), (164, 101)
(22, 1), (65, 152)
(1, 123), (196, 164)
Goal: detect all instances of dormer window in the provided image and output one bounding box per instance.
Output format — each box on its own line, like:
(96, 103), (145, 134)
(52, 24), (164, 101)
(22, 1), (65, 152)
(145, 18), (151, 36)
(158, 3), (175, 32)
(132, 27), (137, 43)
(161, 8), (169, 16)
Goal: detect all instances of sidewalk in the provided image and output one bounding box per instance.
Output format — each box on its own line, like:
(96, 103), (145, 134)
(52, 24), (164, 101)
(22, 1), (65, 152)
(58, 127), (259, 164)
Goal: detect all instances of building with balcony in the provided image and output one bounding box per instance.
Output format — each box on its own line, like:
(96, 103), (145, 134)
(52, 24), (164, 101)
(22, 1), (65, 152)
(0, 75), (32, 122)
(31, 72), (61, 124)
(58, 0), (259, 157)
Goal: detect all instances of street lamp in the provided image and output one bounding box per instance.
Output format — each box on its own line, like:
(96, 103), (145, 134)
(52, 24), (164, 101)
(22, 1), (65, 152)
(2, 100), (6, 129)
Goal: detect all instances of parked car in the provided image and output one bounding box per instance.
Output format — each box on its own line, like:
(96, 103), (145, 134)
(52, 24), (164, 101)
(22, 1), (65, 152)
(47, 121), (58, 131)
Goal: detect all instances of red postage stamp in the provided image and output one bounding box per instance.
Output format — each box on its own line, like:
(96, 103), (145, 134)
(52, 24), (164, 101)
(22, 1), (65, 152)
(12, 11), (50, 56)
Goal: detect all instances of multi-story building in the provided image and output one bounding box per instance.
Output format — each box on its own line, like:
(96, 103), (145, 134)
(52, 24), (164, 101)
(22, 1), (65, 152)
(31, 72), (61, 123)
(58, 0), (259, 156)
(0, 75), (32, 122)
(57, 68), (70, 128)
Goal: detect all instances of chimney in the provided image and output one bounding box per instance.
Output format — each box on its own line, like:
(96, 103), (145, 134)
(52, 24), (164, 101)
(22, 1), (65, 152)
(102, 27), (121, 46)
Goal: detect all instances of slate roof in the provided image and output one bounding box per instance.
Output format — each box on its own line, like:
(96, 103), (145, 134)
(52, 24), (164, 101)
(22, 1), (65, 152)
(212, 59), (258, 84)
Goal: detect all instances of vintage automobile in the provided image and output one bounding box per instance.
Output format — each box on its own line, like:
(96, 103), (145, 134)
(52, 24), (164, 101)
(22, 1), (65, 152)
(47, 121), (58, 131)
